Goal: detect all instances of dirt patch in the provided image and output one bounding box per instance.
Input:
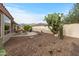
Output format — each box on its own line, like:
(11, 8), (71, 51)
(4, 33), (79, 56)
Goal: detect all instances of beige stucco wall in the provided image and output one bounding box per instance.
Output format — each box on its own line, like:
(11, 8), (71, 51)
(63, 24), (79, 38)
(33, 26), (52, 34)
(33, 24), (79, 38)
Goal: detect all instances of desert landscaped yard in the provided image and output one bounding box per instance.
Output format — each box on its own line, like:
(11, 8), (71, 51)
(4, 32), (79, 56)
(1, 3), (79, 56)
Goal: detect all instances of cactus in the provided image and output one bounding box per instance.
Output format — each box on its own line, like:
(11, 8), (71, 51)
(44, 13), (64, 39)
(58, 24), (63, 39)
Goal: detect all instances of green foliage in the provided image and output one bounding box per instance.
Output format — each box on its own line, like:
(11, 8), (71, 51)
(4, 25), (9, 30)
(0, 48), (6, 56)
(64, 3), (79, 24)
(44, 13), (61, 34)
(44, 13), (64, 39)
(23, 25), (32, 32)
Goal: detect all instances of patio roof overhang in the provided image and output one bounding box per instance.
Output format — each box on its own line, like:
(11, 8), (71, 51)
(0, 3), (14, 20)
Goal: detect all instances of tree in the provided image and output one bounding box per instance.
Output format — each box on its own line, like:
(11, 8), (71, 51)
(44, 13), (60, 34)
(64, 3), (79, 23)
(44, 13), (64, 39)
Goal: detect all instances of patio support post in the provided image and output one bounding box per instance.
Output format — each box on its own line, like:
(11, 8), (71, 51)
(11, 20), (14, 33)
(0, 14), (4, 47)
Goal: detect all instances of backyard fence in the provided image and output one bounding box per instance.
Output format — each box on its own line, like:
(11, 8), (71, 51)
(33, 24), (79, 38)
(63, 24), (79, 38)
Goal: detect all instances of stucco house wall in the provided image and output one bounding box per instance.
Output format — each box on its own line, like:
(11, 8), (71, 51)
(0, 3), (14, 43)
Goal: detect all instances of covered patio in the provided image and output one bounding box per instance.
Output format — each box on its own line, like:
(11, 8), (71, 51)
(0, 3), (18, 46)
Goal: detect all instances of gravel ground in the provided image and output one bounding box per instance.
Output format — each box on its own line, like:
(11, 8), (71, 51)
(4, 32), (79, 56)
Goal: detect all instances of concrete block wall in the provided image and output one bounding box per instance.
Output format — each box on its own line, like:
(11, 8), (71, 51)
(63, 24), (79, 38)
(33, 26), (52, 34)
(33, 24), (79, 38)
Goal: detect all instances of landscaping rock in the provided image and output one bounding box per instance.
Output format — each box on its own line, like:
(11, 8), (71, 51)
(48, 50), (53, 55)
(57, 48), (61, 52)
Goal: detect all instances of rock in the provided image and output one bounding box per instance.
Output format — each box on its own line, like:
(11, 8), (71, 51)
(38, 44), (42, 47)
(48, 50), (53, 55)
(54, 34), (58, 37)
(53, 42), (56, 44)
(57, 48), (61, 52)
(31, 47), (34, 50)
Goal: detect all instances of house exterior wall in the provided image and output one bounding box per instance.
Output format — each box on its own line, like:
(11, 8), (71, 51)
(0, 13), (3, 47)
(2, 14), (15, 43)
(3, 14), (12, 43)
(1, 13), (4, 42)
(0, 3), (14, 43)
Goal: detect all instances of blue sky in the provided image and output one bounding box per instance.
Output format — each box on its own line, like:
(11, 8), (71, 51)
(4, 3), (74, 24)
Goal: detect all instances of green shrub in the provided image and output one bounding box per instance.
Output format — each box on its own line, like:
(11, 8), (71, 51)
(23, 25), (32, 32)
(0, 48), (6, 56)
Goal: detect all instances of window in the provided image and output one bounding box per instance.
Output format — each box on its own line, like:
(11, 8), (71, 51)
(4, 15), (11, 35)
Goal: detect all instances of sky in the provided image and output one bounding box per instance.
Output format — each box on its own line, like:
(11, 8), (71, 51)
(4, 3), (74, 24)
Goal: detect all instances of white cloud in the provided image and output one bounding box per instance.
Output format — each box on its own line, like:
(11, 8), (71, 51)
(4, 5), (46, 24)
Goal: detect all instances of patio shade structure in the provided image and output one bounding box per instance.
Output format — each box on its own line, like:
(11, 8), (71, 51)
(0, 3), (17, 44)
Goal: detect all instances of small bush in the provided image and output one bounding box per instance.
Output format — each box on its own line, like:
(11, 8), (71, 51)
(0, 48), (6, 56)
(23, 25), (32, 32)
